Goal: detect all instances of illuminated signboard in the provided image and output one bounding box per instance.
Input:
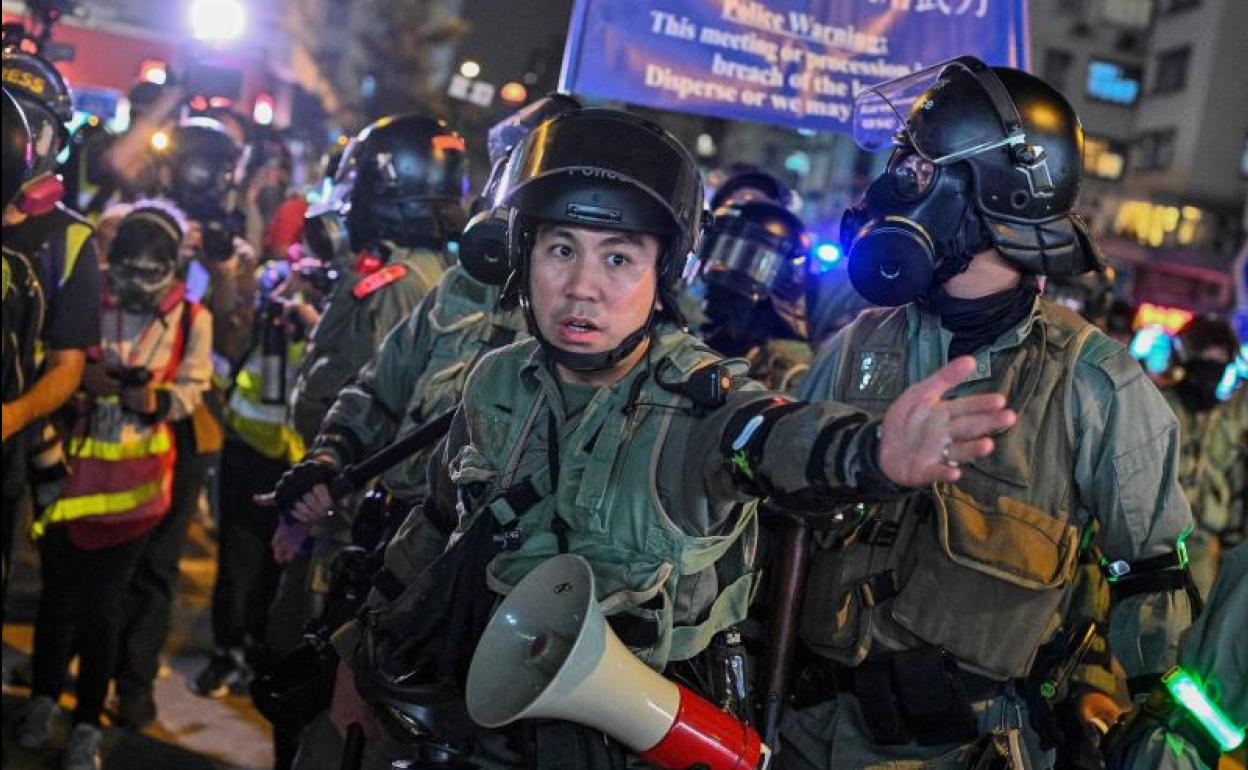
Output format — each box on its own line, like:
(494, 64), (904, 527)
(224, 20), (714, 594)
(1134, 302), (1193, 333)
(1086, 59), (1141, 105)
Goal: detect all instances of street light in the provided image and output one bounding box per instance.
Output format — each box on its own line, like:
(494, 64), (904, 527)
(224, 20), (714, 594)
(190, 0), (246, 43)
(459, 60), (481, 78)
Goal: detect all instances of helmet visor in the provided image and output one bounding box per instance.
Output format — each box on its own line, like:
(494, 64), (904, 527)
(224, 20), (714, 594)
(498, 110), (702, 240)
(852, 57), (1025, 164)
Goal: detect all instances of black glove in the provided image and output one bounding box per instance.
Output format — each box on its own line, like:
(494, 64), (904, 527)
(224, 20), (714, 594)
(274, 459), (338, 511)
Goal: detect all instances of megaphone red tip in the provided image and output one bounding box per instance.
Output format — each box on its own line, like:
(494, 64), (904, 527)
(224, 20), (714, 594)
(640, 683), (766, 770)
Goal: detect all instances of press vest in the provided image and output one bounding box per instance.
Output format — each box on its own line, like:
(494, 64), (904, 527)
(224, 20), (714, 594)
(33, 299), (201, 544)
(800, 301), (1100, 679)
(225, 340), (307, 463)
(452, 327), (758, 669)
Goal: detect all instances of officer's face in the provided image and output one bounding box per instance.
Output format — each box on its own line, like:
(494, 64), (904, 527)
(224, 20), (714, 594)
(529, 224), (660, 356)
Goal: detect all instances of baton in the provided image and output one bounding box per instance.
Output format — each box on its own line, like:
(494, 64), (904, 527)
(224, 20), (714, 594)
(327, 410), (455, 499)
(759, 510), (812, 749)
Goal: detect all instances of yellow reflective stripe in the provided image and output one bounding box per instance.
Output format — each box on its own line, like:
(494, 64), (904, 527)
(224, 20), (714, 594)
(30, 479), (164, 539)
(67, 429), (172, 461)
(63, 223), (92, 286)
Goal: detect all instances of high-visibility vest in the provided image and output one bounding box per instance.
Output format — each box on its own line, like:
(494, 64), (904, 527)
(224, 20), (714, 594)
(224, 341), (307, 463)
(32, 300), (198, 540)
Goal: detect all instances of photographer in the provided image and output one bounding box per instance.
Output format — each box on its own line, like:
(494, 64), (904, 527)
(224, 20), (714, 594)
(189, 258), (315, 708)
(17, 202), (211, 770)
(108, 117), (253, 726)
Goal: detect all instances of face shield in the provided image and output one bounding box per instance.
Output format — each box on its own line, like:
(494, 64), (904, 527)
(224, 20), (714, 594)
(499, 110), (703, 247)
(852, 56), (1027, 166)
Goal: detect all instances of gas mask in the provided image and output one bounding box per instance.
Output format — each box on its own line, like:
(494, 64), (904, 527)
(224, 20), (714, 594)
(108, 250), (176, 313)
(304, 202), (352, 267)
(843, 56), (1105, 307)
(841, 149), (986, 306)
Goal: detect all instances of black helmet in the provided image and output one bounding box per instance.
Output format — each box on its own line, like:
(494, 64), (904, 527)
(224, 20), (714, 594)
(2, 50), (72, 176)
(2, 87), (34, 209)
(497, 108), (704, 371)
(709, 168), (795, 212)
(460, 94), (582, 286)
(843, 57), (1105, 306)
(166, 117), (242, 216)
(335, 113), (469, 253)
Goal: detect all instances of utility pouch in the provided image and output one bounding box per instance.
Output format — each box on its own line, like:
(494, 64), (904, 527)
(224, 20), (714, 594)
(891, 487), (1078, 678)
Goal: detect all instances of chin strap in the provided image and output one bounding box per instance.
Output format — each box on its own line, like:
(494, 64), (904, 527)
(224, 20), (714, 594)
(521, 298), (657, 373)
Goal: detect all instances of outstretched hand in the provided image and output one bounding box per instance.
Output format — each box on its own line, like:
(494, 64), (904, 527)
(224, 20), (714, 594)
(878, 356), (1016, 487)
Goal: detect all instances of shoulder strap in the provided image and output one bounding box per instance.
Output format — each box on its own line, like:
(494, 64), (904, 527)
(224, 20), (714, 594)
(352, 263), (410, 299)
(162, 301), (199, 383)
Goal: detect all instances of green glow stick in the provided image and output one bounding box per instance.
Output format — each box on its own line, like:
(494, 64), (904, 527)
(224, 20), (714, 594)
(1163, 668), (1245, 753)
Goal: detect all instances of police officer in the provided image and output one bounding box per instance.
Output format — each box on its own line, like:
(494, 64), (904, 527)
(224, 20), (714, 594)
(697, 198), (812, 391)
(320, 108), (1016, 768)
(1, 53), (103, 603)
(1161, 316), (1241, 597)
(270, 99), (573, 770)
(267, 114), (468, 709)
(787, 58), (1195, 769)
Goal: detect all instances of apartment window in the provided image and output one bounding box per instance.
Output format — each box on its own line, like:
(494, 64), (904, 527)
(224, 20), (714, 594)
(1101, 0), (1152, 28)
(1084, 135), (1128, 181)
(1086, 59), (1142, 105)
(1156, 0), (1200, 15)
(1134, 129), (1177, 172)
(1152, 47), (1191, 94)
(1043, 49), (1074, 90)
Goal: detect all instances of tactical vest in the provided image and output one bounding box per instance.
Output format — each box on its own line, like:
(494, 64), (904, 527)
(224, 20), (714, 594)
(800, 302), (1098, 680)
(452, 328), (758, 670)
(381, 267), (523, 500)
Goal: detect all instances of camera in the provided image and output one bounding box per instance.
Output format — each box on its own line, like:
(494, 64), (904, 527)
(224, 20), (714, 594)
(115, 366), (152, 388)
(199, 216), (236, 261)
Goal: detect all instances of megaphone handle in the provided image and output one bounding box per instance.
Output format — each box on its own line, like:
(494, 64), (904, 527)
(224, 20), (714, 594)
(340, 723), (366, 770)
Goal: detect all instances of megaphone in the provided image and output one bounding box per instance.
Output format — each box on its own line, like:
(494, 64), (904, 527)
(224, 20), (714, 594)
(466, 554), (769, 770)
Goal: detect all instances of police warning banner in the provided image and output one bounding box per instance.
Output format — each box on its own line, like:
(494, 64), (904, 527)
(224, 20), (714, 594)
(559, 0), (1028, 132)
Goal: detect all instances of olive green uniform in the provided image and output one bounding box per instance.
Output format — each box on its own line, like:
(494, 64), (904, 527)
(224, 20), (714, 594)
(333, 325), (912, 768)
(784, 299), (1195, 770)
(269, 247), (446, 657)
(1158, 386), (1238, 596)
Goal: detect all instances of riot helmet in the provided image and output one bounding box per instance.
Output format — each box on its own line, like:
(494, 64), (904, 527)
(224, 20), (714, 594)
(107, 201), (186, 313)
(330, 113), (469, 254)
(700, 200), (808, 303)
(460, 94), (582, 286)
(843, 56), (1104, 306)
(496, 108), (704, 372)
(2, 50), (72, 177)
(698, 200), (808, 354)
(709, 167), (796, 212)
(165, 117), (242, 219)
(2, 87), (34, 209)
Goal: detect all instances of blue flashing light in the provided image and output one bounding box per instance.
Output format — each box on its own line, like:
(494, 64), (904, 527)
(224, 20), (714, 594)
(1129, 325), (1173, 376)
(811, 242), (842, 274)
